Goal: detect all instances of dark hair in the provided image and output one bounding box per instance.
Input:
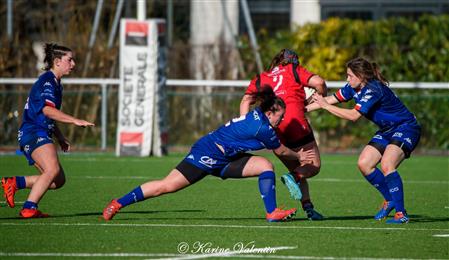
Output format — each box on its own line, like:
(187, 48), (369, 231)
(346, 57), (389, 86)
(268, 48), (300, 70)
(254, 86), (286, 113)
(43, 43), (72, 71)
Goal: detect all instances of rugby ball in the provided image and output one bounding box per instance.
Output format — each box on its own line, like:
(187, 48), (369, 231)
(304, 87), (316, 102)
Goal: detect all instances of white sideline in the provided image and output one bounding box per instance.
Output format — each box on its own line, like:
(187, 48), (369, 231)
(0, 252), (446, 260)
(0, 222), (448, 232)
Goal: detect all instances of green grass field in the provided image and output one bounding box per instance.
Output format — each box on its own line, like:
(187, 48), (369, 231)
(0, 153), (448, 259)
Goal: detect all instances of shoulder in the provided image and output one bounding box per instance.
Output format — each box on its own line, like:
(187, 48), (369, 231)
(37, 71), (58, 87)
(364, 80), (385, 94)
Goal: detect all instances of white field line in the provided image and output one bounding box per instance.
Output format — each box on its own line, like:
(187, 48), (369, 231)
(0, 222), (448, 232)
(74, 175), (449, 185)
(433, 234), (449, 237)
(149, 246), (296, 260)
(0, 252), (446, 260)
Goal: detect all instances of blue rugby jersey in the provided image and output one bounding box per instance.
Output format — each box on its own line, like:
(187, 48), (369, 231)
(19, 71), (63, 136)
(208, 107), (281, 157)
(334, 80), (417, 131)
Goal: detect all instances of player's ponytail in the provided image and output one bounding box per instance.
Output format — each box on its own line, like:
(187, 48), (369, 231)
(269, 49), (300, 70)
(371, 62), (389, 86)
(347, 57), (389, 86)
(43, 43), (72, 71)
(254, 86), (286, 113)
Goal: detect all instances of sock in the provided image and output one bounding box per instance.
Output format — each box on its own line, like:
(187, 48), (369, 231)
(117, 186), (145, 207)
(23, 200), (37, 209)
(301, 199), (313, 211)
(364, 168), (393, 201)
(258, 171), (277, 213)
(385, 171), (405, 213)
(16, 176), (26, 189)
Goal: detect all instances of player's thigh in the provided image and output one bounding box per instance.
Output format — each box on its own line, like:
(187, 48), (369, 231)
(358, 145), (382, 174)
(31, 143), (60, 175)
(380, 144), (405, 174)
(241, 156), (274, 177)
(293, 140), (321, 167)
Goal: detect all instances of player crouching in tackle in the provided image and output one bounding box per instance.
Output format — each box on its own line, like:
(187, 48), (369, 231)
(103, 87), (314, 222)
(307, 57), (421, 224)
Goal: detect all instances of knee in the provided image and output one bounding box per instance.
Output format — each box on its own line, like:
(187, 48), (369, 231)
(43, 165), (61, 179)
(357, 158), (373, 175)
(258, 159), (274, 172)
(380, 162), (395, 175)
(155, 181), (179, 195)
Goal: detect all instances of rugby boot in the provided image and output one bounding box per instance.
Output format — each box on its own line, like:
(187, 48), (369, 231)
(20, 208), (49, 218)
(280, 173), (302, 200)
(103, 199), (122, 221)
(266, 207), (297, 222)
(304, 205), (324, 220)
(374, 200), (395, 220)
(386, 211), (409, 224)
(2, 177), (17, 208)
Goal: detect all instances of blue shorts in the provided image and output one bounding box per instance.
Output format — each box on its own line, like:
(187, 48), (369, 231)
(18, 130), (53, 165)
(368, 122), (421, 158)
(178, 135), (253, 182)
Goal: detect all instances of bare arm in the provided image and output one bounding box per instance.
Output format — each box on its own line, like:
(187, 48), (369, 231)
(43, 106), (95, 127)
(306, 95), (339, 112)
(239, 94), (255, 116)
(53, 124), (70, 152)
(312, 93), (362, 122)
(307, 75), (327, 96)
(273, 144), (314, 163)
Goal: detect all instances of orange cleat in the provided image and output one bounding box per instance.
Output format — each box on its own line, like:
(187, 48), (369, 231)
(20, 208), (49, 218)
(2, 177), (18, 208)
(103, 199), (122, 221)
(266, 207), (297, 222)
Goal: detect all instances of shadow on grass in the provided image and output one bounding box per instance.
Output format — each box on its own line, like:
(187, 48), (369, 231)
(407, 214), (449, 223)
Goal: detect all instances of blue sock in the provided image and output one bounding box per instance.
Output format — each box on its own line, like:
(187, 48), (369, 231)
(385, 171), (405, 213)
(258, 171), (277, 213)
(364, 168), (392, 201)
(16, 176), (26, 189)
(117, 186), (145, 207)
(23, 200), (37, 209)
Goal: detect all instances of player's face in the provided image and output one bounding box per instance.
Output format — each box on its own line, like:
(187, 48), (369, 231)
(56, 52), (75, 76)
(267, 107), (285, 128)
(346, 68), (362, 89)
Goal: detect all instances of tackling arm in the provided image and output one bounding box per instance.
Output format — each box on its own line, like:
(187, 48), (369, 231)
(239, 94), (255, 116)
(306, 95), (339, 112)
(311, 94), (362, 122)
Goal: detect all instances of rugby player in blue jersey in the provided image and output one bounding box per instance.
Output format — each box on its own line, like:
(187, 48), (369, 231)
(307, 57), (421, 224)
(103, 87), (314, 222)
(1, 43), (94, 218)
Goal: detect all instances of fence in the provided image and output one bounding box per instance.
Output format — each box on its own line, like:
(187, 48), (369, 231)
(0, 78), (448, 152)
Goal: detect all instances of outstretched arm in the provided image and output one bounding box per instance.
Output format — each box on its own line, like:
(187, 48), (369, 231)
(273, 144), (314, 163)
(306, 95), (339, 112)
(311, 93), (362, 122)
(43, 106), (95, 127)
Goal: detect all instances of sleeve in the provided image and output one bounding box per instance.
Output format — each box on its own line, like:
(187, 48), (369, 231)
(354, 87), (382, 115)
(40, 81), (57, 108)
(256, 125), (281, 150)
(244, 76), (258, 95)
(297, 66), (315, 86)
(333, 83), (354, 103)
